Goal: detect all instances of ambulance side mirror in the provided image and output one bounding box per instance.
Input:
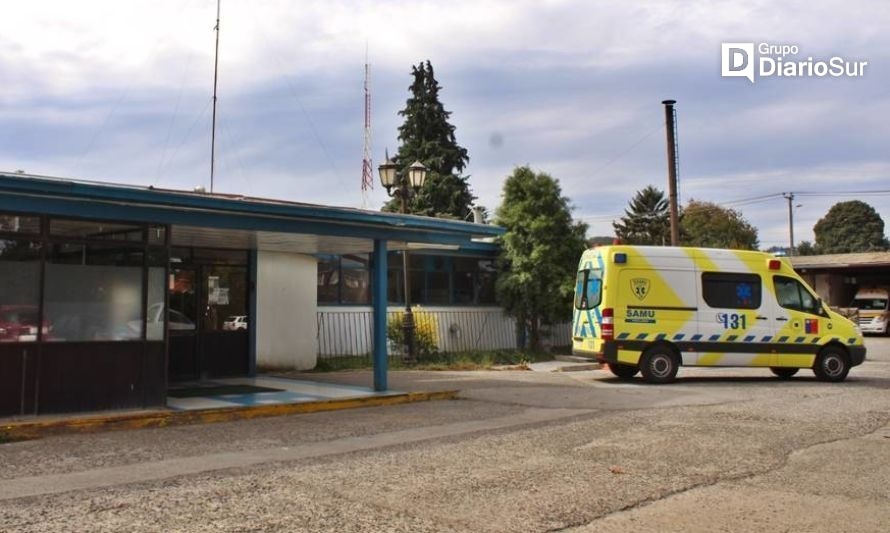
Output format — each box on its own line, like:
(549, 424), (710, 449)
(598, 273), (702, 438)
(817, 298), (828, 316)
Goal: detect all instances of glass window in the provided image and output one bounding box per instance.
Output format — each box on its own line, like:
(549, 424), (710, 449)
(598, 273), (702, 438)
(851, 298), (888, 311)
(409, 267), (424, 304)
(170, 247), (192, 264)
(0, 239), (42, 342)
(169, 268), (198, 329)
(453, 271), (474, 304)
(147, 225), (167, 246)
(51, 218), (144, 242)
(202, 266), (248, 331)
(0, 214), (40, 235)
(574, 269), (603, 310)
(774, 276), (822, 315)
(146, 249), (166, 341)
(340, 254), (370, 304)
(387, 268), (403, 304)
(317, 256), (340, 304)
(192, 248), (248, 265)
(477, 260), (497, 305)
(426, 271), (451, 304)
(702, 272), (761, 309)
(44, 244), (144, 341)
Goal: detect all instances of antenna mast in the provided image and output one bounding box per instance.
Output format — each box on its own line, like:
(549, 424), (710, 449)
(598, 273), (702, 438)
(210, 0), (221, 193)
(361, 44), (373, 207)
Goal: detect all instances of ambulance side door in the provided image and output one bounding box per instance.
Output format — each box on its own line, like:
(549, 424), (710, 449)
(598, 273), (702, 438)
(771, 274), (826, 367)
(698, 272), (770, 366)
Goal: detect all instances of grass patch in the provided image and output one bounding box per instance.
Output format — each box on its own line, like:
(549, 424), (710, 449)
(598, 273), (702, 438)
(311, 350), (554, 372)
(0, 431), (32, 445)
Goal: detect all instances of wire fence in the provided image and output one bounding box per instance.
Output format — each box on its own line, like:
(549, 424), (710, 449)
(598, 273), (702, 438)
(316, 307), (572, 361)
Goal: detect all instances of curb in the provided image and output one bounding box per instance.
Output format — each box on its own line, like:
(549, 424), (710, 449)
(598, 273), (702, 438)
(553, 363), (602, 372)
(0, 390), (459, 442)
(554, 355), (597, 363)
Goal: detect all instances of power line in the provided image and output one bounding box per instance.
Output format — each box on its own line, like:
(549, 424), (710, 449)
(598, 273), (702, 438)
(719, 189), (890, 208)
(586, 121), (664, 180)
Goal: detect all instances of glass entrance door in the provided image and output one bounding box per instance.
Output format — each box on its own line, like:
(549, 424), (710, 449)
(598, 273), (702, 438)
(167, 249), (249, 382)
(168, 267), (199, 380)
(198, 265), (249, 377)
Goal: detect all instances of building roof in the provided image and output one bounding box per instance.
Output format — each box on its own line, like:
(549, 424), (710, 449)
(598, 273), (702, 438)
(0, 171), (503, 253)
(790, 251), (890, 270)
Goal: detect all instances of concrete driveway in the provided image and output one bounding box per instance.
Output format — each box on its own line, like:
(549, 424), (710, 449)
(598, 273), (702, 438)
(1, 338), (888, 532)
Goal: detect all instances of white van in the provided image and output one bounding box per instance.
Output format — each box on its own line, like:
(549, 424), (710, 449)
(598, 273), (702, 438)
(573, 245), (866, 383)
(850, 287), (889, 335)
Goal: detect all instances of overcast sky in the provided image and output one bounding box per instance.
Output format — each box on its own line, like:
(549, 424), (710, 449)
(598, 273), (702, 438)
(2, 0), (889, 248)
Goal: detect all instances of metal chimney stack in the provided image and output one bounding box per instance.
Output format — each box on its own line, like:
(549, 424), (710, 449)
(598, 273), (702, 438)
(662, 99), (680, 246)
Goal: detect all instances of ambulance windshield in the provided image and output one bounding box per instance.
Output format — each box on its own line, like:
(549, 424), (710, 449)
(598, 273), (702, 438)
(852, 298), (888, 311)
(574, 269), (602, 310)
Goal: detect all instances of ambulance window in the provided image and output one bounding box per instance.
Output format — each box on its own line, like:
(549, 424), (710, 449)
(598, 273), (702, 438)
(574, 269), (602, 310)
(774, 276), (822, 315)
(701, 272), (761, 309)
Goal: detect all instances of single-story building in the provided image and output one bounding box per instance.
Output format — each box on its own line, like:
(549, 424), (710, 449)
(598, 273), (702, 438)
(0, 171), (502, 416)
(791, 252), (890, 307)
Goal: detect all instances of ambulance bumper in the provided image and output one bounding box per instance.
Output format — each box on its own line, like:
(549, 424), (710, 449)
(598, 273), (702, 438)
(849, 345), (866, 367)
(573, 341), (619, 364)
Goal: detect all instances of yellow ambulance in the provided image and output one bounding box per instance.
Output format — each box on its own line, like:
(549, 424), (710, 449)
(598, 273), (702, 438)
(572, 245), (866, 383)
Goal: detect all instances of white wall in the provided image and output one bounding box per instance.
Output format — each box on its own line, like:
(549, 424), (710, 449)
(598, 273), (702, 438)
(256, 251), (317, 370)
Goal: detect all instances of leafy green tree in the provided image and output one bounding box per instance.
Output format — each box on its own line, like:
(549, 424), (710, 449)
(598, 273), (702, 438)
(588, 235), (615, 247)
(795, 241), (818, 256)
(612, 186), (670, 245)
(813, 200), (889, 253)
(383, 61), (475, 219)
(680, 200), (759, 250)
(495, 166), (588, 350)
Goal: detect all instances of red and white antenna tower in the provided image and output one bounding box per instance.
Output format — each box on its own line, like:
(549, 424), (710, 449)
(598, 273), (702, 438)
(361, 46), (373, 207)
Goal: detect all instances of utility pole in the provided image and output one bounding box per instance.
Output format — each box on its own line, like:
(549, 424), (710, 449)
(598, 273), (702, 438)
(783, 192), (795, 255)
(210, 0), (221, 193)
(662, 100), (680, 246)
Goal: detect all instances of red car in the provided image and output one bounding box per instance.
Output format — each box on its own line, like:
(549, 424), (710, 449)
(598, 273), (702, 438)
(0, 305), (47, 342)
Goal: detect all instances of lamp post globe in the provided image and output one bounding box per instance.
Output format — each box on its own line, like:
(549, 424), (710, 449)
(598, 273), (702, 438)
(408, 160), (427, 189)
(378, 156), (398, 192)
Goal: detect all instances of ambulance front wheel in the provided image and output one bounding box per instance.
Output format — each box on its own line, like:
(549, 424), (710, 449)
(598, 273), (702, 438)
(813, 346), (850, 382)
(608, 363), (639, 379)
(639, 346), (680, 384)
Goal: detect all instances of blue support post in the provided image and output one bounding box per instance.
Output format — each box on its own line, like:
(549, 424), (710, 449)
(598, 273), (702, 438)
(248, 249), (258, 377)
(372, 239), (388, 391)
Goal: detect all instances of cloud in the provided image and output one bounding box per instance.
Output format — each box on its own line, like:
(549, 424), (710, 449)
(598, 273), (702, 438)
(1, 0), (889, 248)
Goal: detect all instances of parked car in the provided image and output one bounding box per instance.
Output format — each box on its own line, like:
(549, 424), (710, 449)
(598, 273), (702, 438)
(0, 305), (48, 342)
(129, 303), (196, 338)
(223, 315), (248, 331)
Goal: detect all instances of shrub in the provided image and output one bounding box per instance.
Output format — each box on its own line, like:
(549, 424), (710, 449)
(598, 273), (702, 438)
(387, 308), (439, 357)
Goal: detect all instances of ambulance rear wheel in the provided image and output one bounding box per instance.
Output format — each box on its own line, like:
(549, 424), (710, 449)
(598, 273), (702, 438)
(639, 346), (679, 384)
(813, 347), (850, 382)
(608, 363), (639, 379)
(770, 367), (798, 379)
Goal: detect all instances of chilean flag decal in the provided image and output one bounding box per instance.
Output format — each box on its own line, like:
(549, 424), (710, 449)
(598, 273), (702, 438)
(805, 319), (819, 334)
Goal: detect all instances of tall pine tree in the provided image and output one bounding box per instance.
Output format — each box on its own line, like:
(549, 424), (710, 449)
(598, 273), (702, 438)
(383, 61), (475, 219)
(612, 185), (670, 245)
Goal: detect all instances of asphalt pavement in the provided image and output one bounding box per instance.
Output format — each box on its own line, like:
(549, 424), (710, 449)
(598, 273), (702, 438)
(1, 338), (888, 532)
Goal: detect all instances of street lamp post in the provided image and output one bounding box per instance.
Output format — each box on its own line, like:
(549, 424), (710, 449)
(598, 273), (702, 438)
(379, 154), (427, 362)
